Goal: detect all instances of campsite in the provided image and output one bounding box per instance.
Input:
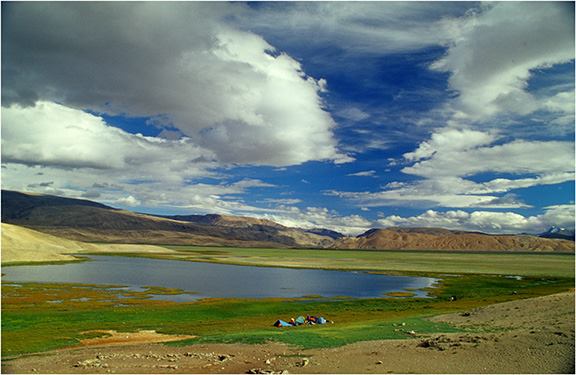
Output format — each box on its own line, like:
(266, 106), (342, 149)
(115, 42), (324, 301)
(2, 245), (574, 373)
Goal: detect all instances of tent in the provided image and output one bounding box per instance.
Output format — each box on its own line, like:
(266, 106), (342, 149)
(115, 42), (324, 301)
(273, 319), (292, 327)
(295, 316), (306, 325)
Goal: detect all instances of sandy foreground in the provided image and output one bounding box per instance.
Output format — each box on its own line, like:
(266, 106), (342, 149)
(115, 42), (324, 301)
(2, 291), (574, 374)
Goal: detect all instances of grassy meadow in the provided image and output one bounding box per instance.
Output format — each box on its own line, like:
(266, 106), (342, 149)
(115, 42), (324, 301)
(2, 246), (574, 357)
(142, 245), (574, 277)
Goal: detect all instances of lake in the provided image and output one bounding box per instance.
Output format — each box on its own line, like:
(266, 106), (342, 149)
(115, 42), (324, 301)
(2, 255), (439, 301)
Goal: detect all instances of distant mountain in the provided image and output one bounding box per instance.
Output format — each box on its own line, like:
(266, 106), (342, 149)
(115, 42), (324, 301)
(158, 213), (285, 229)
(305, 228), (345, 239)
(336, 227), (574, 252)
(2, 190), (573, 252)
(539, 226), (575, 241)
(2, 189), (113, 221)
(0, 190), (334, 248)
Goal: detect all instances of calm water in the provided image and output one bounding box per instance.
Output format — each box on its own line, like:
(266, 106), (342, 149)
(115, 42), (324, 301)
(2, 255), (438, 300)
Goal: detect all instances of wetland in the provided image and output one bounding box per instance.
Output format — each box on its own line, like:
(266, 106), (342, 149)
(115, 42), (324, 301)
(2, 255), (438, 300)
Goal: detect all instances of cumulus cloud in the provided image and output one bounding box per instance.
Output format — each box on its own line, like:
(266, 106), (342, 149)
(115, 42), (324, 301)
(0, 101), (286, 213)
(261, 206), (373, 236)
(1, 160), (281, 215)
(1, 101), (214, 177)
(2, 2), (350, 166)
(117, 195), (140, 207)
(403, 129), (497, 162)
(432, 2), (575, 122)
(377, 205), (574, 234)
(402, 139), (575, 179)
(331, 129), (574, 209)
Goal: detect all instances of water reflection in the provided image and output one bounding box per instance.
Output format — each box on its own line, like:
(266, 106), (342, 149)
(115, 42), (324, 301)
(3, 255), (438, 300)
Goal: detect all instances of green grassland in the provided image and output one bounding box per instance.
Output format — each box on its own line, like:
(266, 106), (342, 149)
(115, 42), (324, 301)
(2, 247), (574, 357)
(141, 245), (575, 278)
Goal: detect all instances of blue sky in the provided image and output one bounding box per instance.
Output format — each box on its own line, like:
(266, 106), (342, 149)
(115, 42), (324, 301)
(2, 1), (574, 234)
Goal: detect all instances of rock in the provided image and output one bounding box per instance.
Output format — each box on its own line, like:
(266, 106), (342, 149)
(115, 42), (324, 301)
(247, 369), (288, 375)
(219, 354), (231, 362)
(158, 364), (178, 370)
(265, 359), (272, 365)
(418, 339), (444, 350)
(376, 361), (383, 365)
(297, 358), (309, 367)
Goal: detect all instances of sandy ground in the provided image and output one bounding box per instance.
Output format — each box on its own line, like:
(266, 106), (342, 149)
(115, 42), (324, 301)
(1, 223), (176, 264)
(74, 330), (197, 349)
(2, 291), (574, 374)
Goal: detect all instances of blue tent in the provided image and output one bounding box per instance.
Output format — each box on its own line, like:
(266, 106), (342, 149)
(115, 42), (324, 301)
(273, 319), (292, 327)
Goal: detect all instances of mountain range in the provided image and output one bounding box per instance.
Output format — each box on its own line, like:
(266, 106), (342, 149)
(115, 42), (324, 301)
(1, 190), (573, 252)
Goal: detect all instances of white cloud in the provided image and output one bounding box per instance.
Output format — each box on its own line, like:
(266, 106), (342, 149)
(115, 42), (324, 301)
(261, 206), (373, 236)
(541, 91), (576, 126)
(331, 130), (574, 209)
(242, 2), (466, 55)
(337, 107), (371, 122)
(117, 195), (140, 207)
(431, 2), (574, 122)
(264, 198), (302, 205)
(377, 206), (574, 234)
(403, 129), (497, 162)
(328, 181), (527, 210)
(0, 101), (286, 213)
(1, 101), (214, 177)
(347, 170), (377, 177)
(1, 160), (282, 215)
(539, 205), (575, 229)
(402, 139), (575, 179)
(2, 2), (350, 167)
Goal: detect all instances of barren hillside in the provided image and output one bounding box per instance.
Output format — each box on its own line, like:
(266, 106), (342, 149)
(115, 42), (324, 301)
(337, 228), (574, 252)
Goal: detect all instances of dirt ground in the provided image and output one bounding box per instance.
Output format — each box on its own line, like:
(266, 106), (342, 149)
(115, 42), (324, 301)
(2, 291), (574, 374)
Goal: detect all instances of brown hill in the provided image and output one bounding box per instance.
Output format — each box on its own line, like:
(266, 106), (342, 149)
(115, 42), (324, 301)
(161, 214), (285, 229)
(1, 190), (333, 248)
(337, 227), (574, 252)
(2, 190), (573, 252)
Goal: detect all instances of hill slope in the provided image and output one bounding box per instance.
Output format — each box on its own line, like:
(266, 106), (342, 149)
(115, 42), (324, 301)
(2, 190), (573, 251)
(1, 223), (176, 264)
(1, 223), (92, 263)
(337, 227), (574, 252)
(1, 190), (333, 248)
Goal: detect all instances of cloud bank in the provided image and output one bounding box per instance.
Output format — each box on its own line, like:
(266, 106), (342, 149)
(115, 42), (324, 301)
(433, 2), (575, 123)
(377, 205), (574, 234)
(331, 129), (574, 209)
(2, 2), (349, 166)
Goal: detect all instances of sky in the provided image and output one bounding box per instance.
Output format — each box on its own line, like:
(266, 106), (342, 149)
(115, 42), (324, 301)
(1, 1), (575, 235)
